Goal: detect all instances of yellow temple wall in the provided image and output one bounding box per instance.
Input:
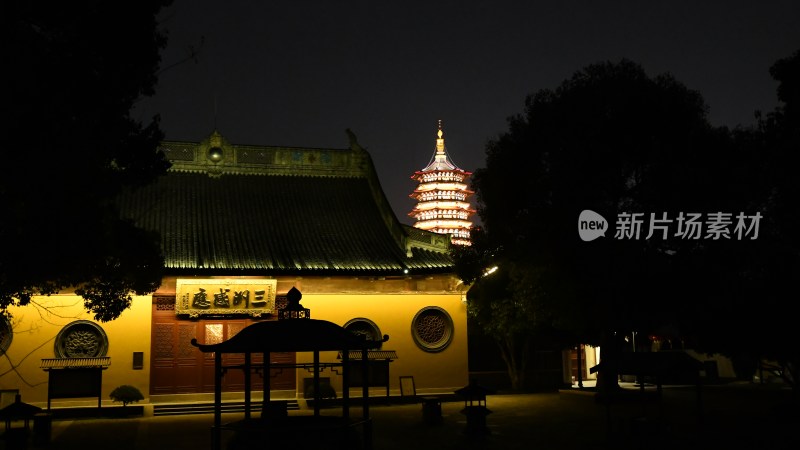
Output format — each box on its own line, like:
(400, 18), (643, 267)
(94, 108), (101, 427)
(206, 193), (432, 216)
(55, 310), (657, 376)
(297, 292), (469, 397)
(1, 274), (469, 408)
(1, 294), (151, 409)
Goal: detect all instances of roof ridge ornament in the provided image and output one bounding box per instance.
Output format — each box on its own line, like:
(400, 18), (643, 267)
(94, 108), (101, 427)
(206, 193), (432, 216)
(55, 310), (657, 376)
(207, 130), (224, 163)
(346, 128), (366, 153)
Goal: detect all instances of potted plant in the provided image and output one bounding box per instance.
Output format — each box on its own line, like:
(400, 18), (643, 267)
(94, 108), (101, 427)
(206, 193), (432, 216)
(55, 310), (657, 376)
(108, 385), (144, 416)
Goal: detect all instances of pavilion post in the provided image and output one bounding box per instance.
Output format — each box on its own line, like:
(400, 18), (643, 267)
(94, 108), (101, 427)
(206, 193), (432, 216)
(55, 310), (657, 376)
(361, 348), (370, 418)
(213, 351), (222, 450)
(342, 350), (350, 420)
(362, 347), (372, 450)
(313, 350), (321, 417)
(244, 352), (251, 420)
(262, 351), (270, 414)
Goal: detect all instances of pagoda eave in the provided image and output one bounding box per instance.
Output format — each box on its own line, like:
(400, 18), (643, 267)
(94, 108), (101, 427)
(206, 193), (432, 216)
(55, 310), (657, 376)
(410, 188), (475, 197)
(411, 185), (472, 194)
(413, 220), (474, 230)
(412, 168), (472, 176)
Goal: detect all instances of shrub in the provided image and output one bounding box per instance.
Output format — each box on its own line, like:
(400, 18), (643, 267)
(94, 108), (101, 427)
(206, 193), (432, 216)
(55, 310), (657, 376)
(110, 385), (144, 406)
(304, 383), (337, 399)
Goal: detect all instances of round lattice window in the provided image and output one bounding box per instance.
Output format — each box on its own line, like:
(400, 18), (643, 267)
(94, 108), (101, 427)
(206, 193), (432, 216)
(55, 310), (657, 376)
(54, 320), (109, 358)
(0, 315), (12, 356)
(411, 306), (454, 352)
(344, 318), (383, 347)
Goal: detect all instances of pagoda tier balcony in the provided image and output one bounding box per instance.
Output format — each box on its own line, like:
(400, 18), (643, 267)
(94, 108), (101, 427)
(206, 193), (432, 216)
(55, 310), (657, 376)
(410, 191), (469, 202)
(413, 219), (474, 230)
(410, 210), (473, 221)
(438, 230), (471, 239)
(411, 214), (471, 222)
(409, 208), (476, 220)
(430, 229), (472, 240)
(411, 200), (473, 211)
(412, 182), (471, 193)
(411, 170), (470, 183)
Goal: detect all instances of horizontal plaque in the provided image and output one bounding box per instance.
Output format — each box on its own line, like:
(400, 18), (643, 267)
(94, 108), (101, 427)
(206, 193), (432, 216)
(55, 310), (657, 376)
(176, 279), (278, 318)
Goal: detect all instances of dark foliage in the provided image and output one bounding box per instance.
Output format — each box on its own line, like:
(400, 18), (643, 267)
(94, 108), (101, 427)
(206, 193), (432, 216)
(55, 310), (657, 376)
(2, 1), (173, 321)
(457, 53), (800, 389)
(698, 49), (800, 387)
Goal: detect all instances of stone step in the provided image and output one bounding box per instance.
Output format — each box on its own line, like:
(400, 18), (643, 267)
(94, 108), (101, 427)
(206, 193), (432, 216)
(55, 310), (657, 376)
(153, 400), (300, 416)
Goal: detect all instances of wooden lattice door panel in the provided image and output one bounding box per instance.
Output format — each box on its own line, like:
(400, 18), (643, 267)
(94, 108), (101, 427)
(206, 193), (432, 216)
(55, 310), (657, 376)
(151, 321), (203, 394)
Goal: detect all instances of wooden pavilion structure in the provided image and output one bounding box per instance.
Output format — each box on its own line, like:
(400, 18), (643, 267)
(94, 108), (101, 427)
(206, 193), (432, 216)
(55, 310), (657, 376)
(191, 288), (387, 450)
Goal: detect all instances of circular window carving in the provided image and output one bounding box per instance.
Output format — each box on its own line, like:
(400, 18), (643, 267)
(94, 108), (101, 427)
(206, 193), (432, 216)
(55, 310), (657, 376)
(0, 315), (12, 356)
(411, 306), (454, 353)
(54, 320), (109, 358)
(344, 318), (383, 348)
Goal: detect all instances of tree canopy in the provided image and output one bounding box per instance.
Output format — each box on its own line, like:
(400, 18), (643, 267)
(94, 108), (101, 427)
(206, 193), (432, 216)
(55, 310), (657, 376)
(2, 1), (173, 321)
(467, 59), (726, 342)
(701, 48), (800, 384)
(457, 53), (800, 388)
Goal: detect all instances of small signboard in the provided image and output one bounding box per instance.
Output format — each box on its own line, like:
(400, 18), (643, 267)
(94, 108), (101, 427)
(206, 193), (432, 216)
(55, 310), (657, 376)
(176, 279), (278, 318)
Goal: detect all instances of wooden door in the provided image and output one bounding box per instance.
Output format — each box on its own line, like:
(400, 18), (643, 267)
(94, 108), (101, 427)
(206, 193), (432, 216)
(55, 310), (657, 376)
(150, 295), (296, 395)
(570, 345), (588, 382)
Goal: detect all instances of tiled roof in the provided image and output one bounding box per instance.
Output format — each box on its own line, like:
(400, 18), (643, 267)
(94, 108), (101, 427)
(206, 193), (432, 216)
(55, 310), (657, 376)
(405, 226), (442, 244)
(117, 132), (454, 275)
(407, 245), (455, 270)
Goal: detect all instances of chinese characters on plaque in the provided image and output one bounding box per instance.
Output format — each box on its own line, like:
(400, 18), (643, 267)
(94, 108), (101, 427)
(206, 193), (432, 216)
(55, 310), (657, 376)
(176, 279), (278, 318)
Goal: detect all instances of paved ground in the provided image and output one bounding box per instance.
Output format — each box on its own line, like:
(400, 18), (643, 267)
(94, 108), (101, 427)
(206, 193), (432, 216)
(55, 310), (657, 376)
(3, 382), (796, 450)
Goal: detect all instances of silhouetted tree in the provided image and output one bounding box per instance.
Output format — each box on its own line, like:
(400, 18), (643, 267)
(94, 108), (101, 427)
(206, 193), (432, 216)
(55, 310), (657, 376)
(459, 59), (742, 391)
(2, 1), (173, 321)
(453, 228), (563, 389)
(756, 49), (800, 391)
(690, 49), (800, 393)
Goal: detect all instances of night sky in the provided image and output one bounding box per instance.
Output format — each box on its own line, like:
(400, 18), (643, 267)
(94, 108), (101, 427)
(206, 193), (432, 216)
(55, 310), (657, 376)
(133, 1), (800, 226)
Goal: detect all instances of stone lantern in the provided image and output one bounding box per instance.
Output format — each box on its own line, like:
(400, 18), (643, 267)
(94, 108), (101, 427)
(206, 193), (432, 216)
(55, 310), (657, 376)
(455, 380), (495, 435)
(0, 394), (49, 447)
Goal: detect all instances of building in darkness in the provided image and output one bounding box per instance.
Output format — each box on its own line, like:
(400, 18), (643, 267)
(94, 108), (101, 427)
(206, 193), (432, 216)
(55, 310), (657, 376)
(408, 121), (475, 246)
(1, 130), (469, 410)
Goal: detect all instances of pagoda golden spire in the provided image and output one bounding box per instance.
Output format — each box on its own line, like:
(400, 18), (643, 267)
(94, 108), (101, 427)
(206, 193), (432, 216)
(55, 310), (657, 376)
(436, 119), (445, 154)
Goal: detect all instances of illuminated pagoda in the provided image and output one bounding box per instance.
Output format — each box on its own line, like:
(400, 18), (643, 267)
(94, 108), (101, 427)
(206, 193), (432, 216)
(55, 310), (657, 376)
(409, 121), (475, 246)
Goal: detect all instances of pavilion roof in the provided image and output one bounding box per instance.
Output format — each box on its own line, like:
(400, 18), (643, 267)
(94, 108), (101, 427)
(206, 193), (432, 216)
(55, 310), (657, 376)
(191, 319), (384, 353)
